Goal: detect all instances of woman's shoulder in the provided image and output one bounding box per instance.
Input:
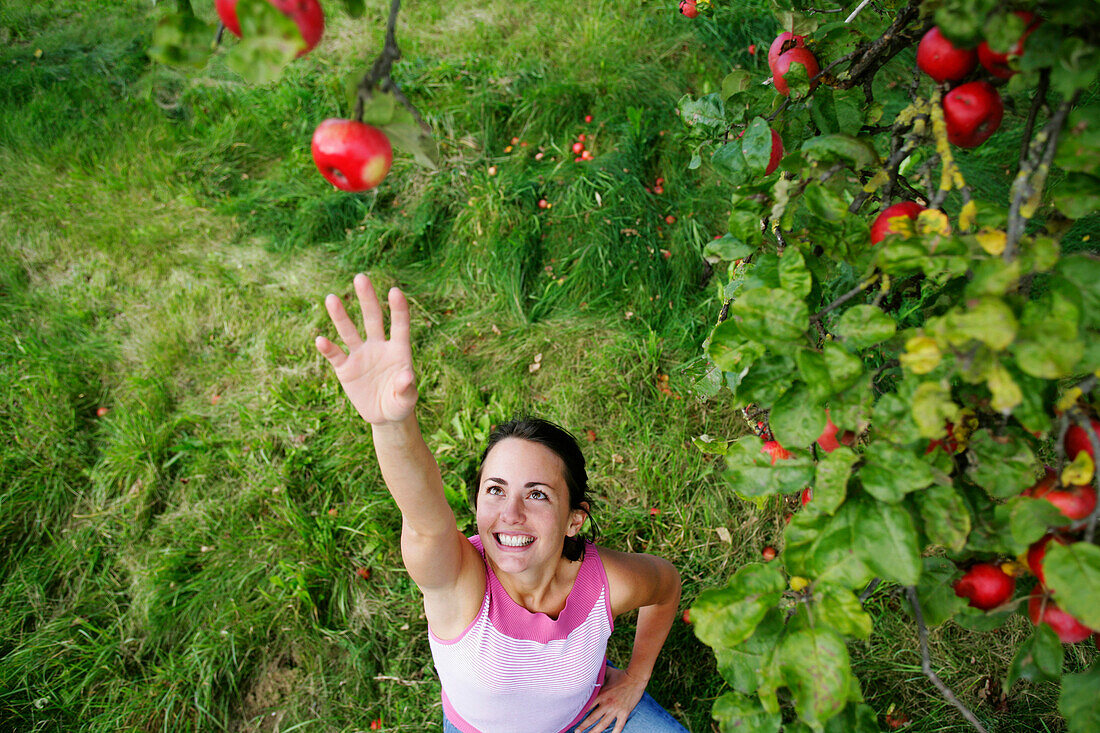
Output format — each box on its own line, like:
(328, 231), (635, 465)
(592, 545), (680, 616)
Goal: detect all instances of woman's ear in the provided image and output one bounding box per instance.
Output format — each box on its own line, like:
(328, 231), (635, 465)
(567, 501), (590, 536)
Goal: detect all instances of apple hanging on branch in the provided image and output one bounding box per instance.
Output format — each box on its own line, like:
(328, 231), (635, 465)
(311, 0), (439, 192)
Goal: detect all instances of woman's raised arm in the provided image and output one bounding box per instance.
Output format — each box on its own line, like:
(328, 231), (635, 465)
(315, 274), (472, 594)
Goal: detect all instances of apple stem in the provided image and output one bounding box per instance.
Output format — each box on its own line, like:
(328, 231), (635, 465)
(1005, 93), (1079, 260)
(906, 586), (991, 733)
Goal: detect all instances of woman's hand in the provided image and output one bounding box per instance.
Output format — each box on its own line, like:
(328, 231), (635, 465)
(315, 273), (418, 425)
(574, 665), (647, 733)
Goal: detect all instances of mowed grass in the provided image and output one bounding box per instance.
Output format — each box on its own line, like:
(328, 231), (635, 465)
(0, 1), (1082, 731)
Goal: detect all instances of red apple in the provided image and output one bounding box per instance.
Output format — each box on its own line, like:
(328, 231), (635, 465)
(1065, 418), (1100, 463)
(1024, 469), (1097, 522)
(311, 119), (393, 192)
(1026, 533), (1071, 587)
(943, 81), (1003, 148)
(216, 0), (325, 57)
(95, 406), (109, 418)
(762, 546), (777, 561)
(736, 127), (784, 174)
(678, 0), (699, 19)
(768, 32), (806, 70)
(762, 440), (792, 464)
(1028, 591), (1094, 643)
(772, 47), (820, 96)
(977, 11), (1039, 79)
(953, 563), (1015, 610)
(800, 487), (812, 506)
(538, 199), (549, 209)
(917, 26), (977, 83)
(572, 141), (585, 154)
(870, 201), (925, 245)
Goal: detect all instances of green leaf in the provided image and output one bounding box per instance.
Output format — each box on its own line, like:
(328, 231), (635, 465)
(1060, 660), (1100, 733)
(872, 391), (922, 445)
(913, 483), (972, 553)
(725, 435), (815, 499)
(800, 135), (880, 170)
(779, 247), (813, 299)
(966, 430), (1037, 499)
(1054, 104), (1100, 174)
(784, 503), (874, 588)
(914, 556), (968, 627)
(816, 585), (873, 640)
(150, 12), (214, 68)
(778, 627), (852, 729)
(797, 348), (832, 401)
(735, 355), (797, 408)
(1043, 542), (1100, 630)
(999, 496), (1068, 554)
(824, 343), (863, 394)
(721, 70), (753, 100)
(934, 0), (995, 45)
(836, 305), (896, 349)
(727, 288), (809, 349)
(1051, 172), (1100, 219)
(854, 498), (922, 586)
(341, 0), (367, 17)
(812, 447), (857, 516)
(707, 321), (766, 373)
(678, 93), (728, 132)
(742, 117), (776, 175)
(692, 563), (786, 649)
(910, 381), (957, 440)
(225, 0), (303, 84)
(943, 297), (1018, 351)
(380, 106), (441, 170)
(1051, 38), (1100, 99)
(712, 141), (750, 186)
(860, 442), (935, 503)
(1058, 254), (1100, 331)
(803, 182), (849, 222)
(704, 234), (756, 264)
(1006, 624), (1064, 690)
(771, 383), (825, 449)
(713, 609), (785, 694)
(711, 692), (782, 733)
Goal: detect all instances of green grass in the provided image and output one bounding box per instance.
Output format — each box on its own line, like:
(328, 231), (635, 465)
(0, 1), (1090, 731)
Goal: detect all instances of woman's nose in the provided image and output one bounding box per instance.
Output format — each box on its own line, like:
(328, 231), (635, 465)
(500, 496), (525, 523)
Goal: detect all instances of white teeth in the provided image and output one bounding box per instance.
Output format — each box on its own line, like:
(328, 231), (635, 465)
(497, 534), (534, 547)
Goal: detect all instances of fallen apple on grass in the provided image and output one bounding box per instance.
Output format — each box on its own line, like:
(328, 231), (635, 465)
(311, 119), (393, 192)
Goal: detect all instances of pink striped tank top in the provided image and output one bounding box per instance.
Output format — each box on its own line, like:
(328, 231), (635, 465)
(428, 536), (614, 733)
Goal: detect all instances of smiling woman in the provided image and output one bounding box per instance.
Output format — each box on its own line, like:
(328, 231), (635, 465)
(315, 274), (687, 733)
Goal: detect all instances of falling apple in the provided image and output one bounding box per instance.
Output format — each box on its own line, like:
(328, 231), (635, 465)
(215, 0), (325, 57)
(311, 119), (393, 192)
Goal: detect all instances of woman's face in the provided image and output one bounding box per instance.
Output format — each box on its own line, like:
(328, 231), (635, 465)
(475, 438), (586, 575)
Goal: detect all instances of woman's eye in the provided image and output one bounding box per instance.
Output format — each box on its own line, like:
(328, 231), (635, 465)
(486, 486), (503, 496)
(529, 490), (548, 500)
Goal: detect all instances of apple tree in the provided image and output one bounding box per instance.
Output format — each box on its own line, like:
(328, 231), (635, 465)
(678, 0), (1100, 730)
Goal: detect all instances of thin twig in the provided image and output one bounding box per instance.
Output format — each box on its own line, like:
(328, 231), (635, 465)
(1019, 70), (1050, 165)
(858, 577), (881, 602)
(845, 0), (875, 24)
(810, 274), (881, 321)
(906, 587), (991, 733)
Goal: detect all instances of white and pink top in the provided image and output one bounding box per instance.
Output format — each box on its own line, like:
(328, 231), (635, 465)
(428, 536), (615, 733)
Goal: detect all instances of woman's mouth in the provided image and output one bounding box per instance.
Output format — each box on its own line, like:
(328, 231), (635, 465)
(495, 533), (535, 548)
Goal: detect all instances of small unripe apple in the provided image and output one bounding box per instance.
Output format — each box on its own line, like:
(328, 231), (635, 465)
(1028, 591), (1094, 643)
(943, 81), (1003, 148)
(311, 119), (393, 192)
(761, 440), (792, 465)
(953, 563), (1015, 610)
(870, 201), (925, 245)
(216, 0), (325, 57)
(1026, 533), (1071, 587)
(1064, 417), (1100, 463)
(771, 47), (820, 97)
(977, 11), (1040, 79)
(917, 26), (977, 83)
(1023, 468), (1097, 522)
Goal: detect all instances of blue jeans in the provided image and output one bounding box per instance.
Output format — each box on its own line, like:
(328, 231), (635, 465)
(442, 690), (689, 732)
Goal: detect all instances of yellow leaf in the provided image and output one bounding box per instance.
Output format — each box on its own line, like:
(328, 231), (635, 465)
(1057, 387), (1083, 413)
(1061, 451), (1094, 487)
(789, 576), (810, 592)
(959, 200), (977, 232)
(899, 335), (942, 374)
(862, 169), (889, 194)
(987, 362), (1023, 413)
(976, 229), (1007, 256)
(917, 209), (951, 237)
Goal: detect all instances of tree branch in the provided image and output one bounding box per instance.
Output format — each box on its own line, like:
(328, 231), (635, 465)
(906, 587), (991, 733)
(353, 0), (431, 134)
(810, 274), (881, 321)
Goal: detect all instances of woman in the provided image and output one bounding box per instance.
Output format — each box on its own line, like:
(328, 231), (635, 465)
(315, 274), (686, 733)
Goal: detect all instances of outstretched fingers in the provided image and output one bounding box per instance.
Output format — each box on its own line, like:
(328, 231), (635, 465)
(325, 292), (363, 350)
(387, 286), (412, 346)
(354, 273), (386, 342)
(314, 335), (347, 368)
